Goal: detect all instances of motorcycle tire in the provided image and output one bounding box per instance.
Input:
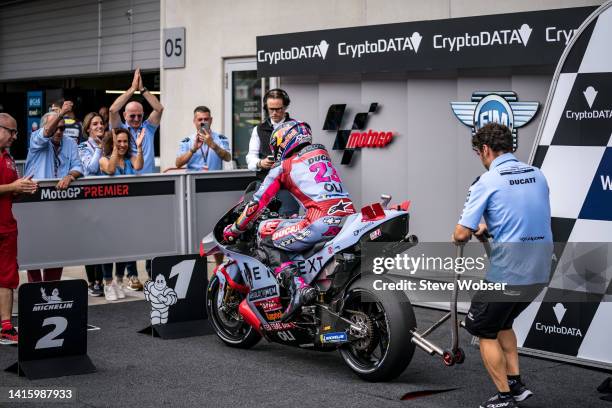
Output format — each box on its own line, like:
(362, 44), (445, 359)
(207, 274), (261, 349)
(339, 275), (416, 382)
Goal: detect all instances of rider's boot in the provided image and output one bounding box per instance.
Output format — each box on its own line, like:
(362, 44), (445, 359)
(273, 262), (316, 322)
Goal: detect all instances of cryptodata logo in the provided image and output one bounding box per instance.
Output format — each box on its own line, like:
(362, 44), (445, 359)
(434, 24), (532, 52)
(257, 40), (330, 65)
(451, 91), (539, 151)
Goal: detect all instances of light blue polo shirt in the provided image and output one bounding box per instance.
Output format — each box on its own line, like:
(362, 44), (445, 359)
(177, 131), (229, 171)
(458, 153), (553, 285)
(77, 138), (103, 176)
(111, 120), (158, 174)
(25, 129), (84, 179)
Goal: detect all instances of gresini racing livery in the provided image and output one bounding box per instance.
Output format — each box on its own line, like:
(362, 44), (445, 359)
(201, 185), (419, 381)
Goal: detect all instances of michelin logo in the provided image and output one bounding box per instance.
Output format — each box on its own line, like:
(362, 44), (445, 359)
(338, 32), (422, 58)
(320, 332), (348, 343)
(258, 40), (329, 65)
(434, 24), (532, 52)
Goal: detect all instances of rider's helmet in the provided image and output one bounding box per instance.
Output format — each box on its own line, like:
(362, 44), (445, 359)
(269, 120), (312, 161)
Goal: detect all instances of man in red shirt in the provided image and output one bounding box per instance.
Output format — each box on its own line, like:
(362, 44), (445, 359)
(0, 113), (38, 342)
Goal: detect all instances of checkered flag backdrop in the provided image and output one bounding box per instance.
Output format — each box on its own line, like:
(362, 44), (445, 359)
(513, 1), (612, 368)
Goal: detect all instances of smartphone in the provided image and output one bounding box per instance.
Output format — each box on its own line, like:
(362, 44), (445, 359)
(266, 155), (275, 161)
(200, 122), (210, 132)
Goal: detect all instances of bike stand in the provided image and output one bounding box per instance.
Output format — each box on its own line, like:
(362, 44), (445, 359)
(410, 245), (465, 366)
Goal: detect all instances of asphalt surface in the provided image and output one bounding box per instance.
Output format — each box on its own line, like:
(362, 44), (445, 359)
(0, 301), (610, 408)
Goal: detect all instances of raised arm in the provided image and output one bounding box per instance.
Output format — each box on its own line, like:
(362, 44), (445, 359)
(130, 128), (145, 170)
(138, 72), (164, 126)
(109, 69), (140, 129)
(99, 131), (121, 175)
(44, 101), (73, 137)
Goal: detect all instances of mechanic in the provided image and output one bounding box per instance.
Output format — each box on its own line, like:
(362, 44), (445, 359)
(453, 123), (553, 408)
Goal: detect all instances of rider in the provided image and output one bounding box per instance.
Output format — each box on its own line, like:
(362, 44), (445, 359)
(223, 121), (355, 321)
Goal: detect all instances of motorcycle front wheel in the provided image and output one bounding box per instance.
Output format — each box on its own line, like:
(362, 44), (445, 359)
(207, 275), (261, 349)
(339, 275), (416, 382)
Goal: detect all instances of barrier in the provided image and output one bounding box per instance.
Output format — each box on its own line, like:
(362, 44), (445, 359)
(186, 170), (257, 253)
(13, 170), (256, 270)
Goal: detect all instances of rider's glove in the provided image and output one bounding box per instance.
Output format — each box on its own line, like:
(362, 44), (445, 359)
(223, 224), (241, 242)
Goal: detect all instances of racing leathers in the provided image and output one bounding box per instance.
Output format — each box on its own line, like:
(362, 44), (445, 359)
(223, 143), (355, 321)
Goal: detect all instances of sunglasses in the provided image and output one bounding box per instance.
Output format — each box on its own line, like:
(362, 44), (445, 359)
(0, 125), (18, 137)
(267, 107), (285, 113)
(129, 114), (143, 119)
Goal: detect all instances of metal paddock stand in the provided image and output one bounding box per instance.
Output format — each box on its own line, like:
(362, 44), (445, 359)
(410, 244), (466, 366)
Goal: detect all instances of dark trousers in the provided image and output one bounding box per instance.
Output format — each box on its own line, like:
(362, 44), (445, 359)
(85, 264), (114, 283)
(115, 260), (152, 279)
(27, 268), (63, 282)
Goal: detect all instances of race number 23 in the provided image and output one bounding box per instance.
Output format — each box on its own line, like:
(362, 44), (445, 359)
(309, 162), (341, 183)
(35, 317), (67, 349)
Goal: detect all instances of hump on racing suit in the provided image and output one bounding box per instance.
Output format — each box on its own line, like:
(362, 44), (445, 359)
(231, 143), (355, 252)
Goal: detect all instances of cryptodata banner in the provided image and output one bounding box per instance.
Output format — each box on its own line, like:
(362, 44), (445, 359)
(257, 6), (595, 76)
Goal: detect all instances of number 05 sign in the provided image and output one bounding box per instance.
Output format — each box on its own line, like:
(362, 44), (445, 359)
(163, 27), (185, 69)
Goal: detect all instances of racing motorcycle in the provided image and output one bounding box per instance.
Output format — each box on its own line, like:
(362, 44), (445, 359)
(200, 183), (419, 381)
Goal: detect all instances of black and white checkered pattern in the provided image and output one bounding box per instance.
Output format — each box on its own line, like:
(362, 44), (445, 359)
(514, 2), (612, 367)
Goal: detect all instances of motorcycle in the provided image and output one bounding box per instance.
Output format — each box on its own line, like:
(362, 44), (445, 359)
(200, 183), (419, 381)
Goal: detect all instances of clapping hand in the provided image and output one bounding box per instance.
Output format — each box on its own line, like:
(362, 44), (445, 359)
(130, 68), (141, 92)
(136, 128), (146, 149)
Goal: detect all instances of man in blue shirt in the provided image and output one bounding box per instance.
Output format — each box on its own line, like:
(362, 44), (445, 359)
(175, 106), (231, 171)
(24, 102), (84, 284)
(25, 101), (83, 188)
(453, 123), (552, 408)
(109, 68), (163, 175)
(109, 68), (164, 287)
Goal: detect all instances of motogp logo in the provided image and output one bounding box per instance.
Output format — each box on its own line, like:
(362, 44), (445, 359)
(451, 91), (539, 151)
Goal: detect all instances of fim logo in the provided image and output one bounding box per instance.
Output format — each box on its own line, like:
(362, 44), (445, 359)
(451, 91), (539, 151)
(32, 287), (74, 312)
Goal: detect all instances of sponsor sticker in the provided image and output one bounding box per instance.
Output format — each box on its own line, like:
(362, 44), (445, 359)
(320, 332), (348, 343)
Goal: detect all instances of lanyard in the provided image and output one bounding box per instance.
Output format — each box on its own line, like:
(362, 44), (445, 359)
(52, 143), (61, 178)
(200, 144), (209, 164)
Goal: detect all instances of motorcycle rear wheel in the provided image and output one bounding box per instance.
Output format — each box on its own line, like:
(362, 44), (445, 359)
(207, 275), (261, 349)
(339, 275), (416, 382)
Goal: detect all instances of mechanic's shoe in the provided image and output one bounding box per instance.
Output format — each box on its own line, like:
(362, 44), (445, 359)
(0, 327), (18, 343)
(509, 378), (533, 402)
(281, 276), (317, 323)
(479, 393), (518, 408)
(127, 276), (143, 291)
